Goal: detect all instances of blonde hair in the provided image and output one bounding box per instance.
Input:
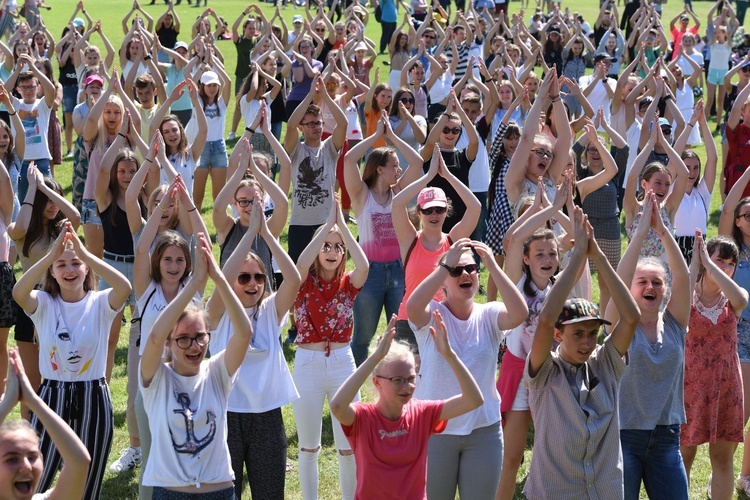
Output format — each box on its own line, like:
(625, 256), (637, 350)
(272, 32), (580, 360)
(373, 341), (415, 376)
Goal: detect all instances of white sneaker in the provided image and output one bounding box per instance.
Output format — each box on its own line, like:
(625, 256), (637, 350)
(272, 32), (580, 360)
(738, 475), (750, 497)
(109, 447), (142, 473)
(227, 132), (237, 141)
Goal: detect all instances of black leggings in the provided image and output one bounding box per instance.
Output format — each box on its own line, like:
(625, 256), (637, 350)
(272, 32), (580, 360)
(227, 409), (287, 500)
(379, 21), (397, 54)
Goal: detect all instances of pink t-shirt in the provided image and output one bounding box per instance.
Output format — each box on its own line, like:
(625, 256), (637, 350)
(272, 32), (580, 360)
(342, 399), (446, 500)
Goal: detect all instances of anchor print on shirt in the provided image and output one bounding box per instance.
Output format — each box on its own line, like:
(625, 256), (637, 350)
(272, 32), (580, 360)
(170, 391), (216, 456)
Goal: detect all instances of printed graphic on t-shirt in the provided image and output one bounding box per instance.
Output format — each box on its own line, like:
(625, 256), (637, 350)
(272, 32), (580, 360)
(378, 427), (409, 440)
(295, 155), (328, 208)
(171, 390), (216, 456)
(20, 108), (42, 145)
(204, 103), (219, 120)
(371, 212), (398, 247)
(49, 319), (93, 375)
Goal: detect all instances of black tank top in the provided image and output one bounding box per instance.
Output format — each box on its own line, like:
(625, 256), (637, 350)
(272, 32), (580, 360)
(100, 202), (135, 255)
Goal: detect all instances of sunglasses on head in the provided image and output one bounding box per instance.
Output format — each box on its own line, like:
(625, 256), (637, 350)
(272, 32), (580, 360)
(448, 263), (478, 277)
(237, 272), (266, 285)
(419, 206), (447, 215)
(443, 127), (461, 135)
(400, 97), (415, 104)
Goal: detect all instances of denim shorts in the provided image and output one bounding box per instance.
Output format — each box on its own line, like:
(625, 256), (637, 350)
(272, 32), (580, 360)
(198, 139), (228, 169)
(81, 199), (102, 226)
(738, 318), (750, 363)
(62, 84), (78, 114)
(100, 255), (137, 306)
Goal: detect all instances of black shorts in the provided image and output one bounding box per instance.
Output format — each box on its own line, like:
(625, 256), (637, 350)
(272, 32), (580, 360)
(0, 262), (17, 328)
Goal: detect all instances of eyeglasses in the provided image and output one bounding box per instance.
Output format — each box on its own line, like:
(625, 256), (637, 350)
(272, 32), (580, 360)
(443, 127), (461, 135)
(423, 35), (436, 39)
(400, 97), (415, 104)
(419, 206), (447, 215)
(531, 148), (555, 160)
(174, 332), (210, 350)
(17, 85), (36, 90)
(301, 121), (323, 128)
(235, 198), (253, 207)
(375, 374), (421, 386)
(321, 242), (346, 254)
(315, 28), (326, 33)
(586, 147), (600, 154)
(737, 213), (750, 222)
(237, 272), (266, 285)
(448, 263), (479, 277)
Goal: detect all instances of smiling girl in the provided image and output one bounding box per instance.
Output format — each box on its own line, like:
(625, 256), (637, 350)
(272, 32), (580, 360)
(13, 222), (131, 500)
(291, 196), (369, 500)
(207, 194), (301, 500)
(139, 234), (252, 500)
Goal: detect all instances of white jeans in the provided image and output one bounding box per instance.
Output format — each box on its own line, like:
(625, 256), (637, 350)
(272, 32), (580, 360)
(291, 346), (359, 500)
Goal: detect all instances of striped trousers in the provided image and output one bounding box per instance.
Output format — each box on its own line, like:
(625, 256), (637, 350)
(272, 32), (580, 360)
(32, 378), (114, 500)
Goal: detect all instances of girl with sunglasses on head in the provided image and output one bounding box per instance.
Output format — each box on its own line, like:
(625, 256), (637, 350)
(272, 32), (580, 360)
(13, 221), (131, 500)
(139, 234), (252, 500)
(391, 148), (480, 359)
(330, 312), (483, 499)
(389, 86), (427, 166)
(291, 193), (368, 500)
(406, 238), (527, 500)
(718, 165), (750, 494)
(215, 130), (289, 274)
(419, 90), (479, 233)
(207, 195), (301, 500)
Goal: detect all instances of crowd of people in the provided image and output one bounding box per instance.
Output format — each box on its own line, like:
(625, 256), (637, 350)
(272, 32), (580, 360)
(1, 0), (750, 498)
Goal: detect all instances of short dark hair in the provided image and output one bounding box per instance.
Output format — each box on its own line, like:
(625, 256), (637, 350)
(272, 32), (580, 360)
(17, 71), (35, 84)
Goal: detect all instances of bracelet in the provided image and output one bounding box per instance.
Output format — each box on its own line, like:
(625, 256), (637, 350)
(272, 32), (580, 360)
(245, 126), (255, 134)
(118, 133), (127, 139)
(8, 110), (15, 116)
(157, 204), (166, 212)
(144, 55), (152, 61)
(187, 207), (198, 212)
(22, 202), (32, 207)
(687, 123), (694, 128)
(145, 158), (153, 163)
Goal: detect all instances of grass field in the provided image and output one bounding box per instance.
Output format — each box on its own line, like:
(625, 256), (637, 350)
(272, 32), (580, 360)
(4, 0), (745, 498)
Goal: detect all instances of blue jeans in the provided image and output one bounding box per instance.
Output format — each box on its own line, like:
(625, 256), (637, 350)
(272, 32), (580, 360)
(350, 259), (405, 366)
(19, 158), (50, 202)
(620, 425), (689, 500)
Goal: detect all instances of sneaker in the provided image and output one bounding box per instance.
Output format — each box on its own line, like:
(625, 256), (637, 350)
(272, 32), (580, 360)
(707, 473), (712, 499)
(65, 150), (73, 159)
(227, 132), (236, 141)
(109, 447), (142, 473)
(737, 475), (750, 497)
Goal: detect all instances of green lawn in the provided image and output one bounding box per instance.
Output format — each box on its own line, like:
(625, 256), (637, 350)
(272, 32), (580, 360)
(4, 0), (745, 498)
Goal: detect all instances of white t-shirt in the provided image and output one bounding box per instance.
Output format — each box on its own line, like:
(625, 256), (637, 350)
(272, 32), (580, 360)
(12, 96), (52, 160)
(457, 120), (489, 192)
(674, 179), (711, 236)
(201, 97), (228, 142)
(239, 97), (272, 133)
(29, 290), (121, 381)
(140, 352), (236, 488)
(210, 294), (298, 413)
(161, 151), (198, 197)
(677, 53), (704, 77)
(578, 75), (616, 127)
(137, 280), (201, 356)
(410, 300), (506, 435)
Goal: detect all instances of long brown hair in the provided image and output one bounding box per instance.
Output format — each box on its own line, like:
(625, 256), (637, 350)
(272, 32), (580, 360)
(310, 225), (347, 281)
(107, 150), (143, 227)
(361, 148), (397, 188)
(521, 229), (558, 297)
(23, 177), (66, 258)
(150, 231), (192, 284)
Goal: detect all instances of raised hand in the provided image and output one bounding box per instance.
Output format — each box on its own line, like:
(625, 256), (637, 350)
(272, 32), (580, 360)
(430, 310), (454, 358)
(373, 315), (397, 361)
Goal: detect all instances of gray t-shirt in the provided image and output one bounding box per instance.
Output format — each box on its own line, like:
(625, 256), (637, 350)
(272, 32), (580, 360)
(289, 138), (338, 226)
(618, 310), (686, 429)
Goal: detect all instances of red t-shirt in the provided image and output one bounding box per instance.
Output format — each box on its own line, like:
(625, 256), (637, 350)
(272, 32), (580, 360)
(725, 122), (750, 197)
(342, 399), (446, 500)
(294, 272), (361, 345)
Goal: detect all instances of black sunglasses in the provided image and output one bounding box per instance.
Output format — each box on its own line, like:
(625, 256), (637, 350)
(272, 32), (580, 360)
(400, 97), (415, 104)
(443, 127), (461, 135)
(237, 272), (266, 285)
(420, 206), (447, 215)
(448, 263), (478, 278)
